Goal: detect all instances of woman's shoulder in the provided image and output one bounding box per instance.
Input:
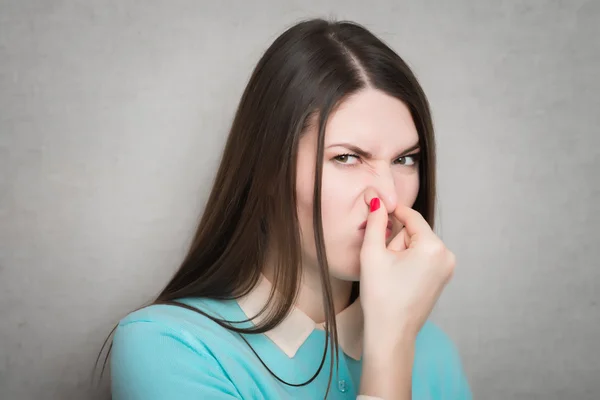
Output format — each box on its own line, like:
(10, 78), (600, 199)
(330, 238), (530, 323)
(416, 320), (460, 353)
(110, 298), (250, 399)
(114, 297), (249, 353)
(119, 297), (241, 326)
(414, 320), (472, 399)
(414, 320), (466, 368)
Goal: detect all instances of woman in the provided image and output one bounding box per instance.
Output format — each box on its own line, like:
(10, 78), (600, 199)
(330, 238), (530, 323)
(107, 18), (472, 399)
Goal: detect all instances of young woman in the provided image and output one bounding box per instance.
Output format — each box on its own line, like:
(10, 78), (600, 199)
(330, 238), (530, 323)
(107, 18), (472, 399)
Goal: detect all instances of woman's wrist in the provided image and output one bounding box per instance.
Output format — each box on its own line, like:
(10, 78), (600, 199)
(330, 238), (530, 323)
(362, 313), (418, 351)
(362, 326), (416, 364)
(360, 330), (416, 400)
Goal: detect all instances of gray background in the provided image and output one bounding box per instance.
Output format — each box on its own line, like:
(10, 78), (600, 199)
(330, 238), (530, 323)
(1, 1), (599, 399)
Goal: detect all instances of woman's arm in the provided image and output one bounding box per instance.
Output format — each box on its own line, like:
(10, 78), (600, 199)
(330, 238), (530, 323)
(359, 320), (473, 400)
(357, 200), (459, 400)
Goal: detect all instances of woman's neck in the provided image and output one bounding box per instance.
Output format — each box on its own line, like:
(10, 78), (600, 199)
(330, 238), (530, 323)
(262, 257), (353, 324)
(295, 267), (353, 323)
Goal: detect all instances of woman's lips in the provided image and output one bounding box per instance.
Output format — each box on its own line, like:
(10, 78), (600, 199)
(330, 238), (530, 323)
(358, 220), (393, 238)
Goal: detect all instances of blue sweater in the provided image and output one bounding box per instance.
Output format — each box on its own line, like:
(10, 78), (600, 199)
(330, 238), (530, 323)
(111, 296), (472, 399)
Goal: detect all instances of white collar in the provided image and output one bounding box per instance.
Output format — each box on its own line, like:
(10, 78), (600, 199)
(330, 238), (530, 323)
(237, 275), (363, 360)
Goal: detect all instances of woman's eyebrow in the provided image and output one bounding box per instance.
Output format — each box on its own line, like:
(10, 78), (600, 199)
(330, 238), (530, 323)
(397, 142), (421, 156)
(326, 141), (421, 159)
(326, 143), (373, 159)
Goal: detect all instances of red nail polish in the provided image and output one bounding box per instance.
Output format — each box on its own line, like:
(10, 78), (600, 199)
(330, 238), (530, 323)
(370, 198), (380, 212)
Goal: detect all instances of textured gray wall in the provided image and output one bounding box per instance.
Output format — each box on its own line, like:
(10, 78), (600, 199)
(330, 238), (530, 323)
(1, 1), (599, 399)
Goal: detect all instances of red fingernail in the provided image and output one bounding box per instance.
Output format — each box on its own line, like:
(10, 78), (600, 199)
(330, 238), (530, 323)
(370, 198), (380, 212)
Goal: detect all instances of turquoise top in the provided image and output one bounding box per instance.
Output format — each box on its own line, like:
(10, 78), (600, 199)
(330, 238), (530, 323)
(111, 294), (472, 399)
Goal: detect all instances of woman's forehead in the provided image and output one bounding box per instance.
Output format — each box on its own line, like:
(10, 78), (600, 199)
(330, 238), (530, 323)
(323, 89), (419, 153)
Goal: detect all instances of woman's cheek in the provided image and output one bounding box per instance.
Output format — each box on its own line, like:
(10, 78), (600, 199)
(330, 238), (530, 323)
(395, 174), (420, 206)
(323, 169), (364, 208)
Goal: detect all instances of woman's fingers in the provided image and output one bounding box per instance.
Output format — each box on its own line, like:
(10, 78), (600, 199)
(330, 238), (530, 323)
(392, 204), (434, 240)
(362, 197), (388, 254)
(387, 227), (410, 252)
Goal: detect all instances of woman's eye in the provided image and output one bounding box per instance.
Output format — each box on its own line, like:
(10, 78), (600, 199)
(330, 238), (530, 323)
(334, 154), (360, 165)
(395, 154), (420, 166)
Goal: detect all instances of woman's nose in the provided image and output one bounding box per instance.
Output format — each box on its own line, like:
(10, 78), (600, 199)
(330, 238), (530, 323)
(363, 170), (398, 214)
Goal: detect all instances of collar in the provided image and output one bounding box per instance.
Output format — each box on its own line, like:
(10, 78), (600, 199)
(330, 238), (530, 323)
(237, 275), (363, 360)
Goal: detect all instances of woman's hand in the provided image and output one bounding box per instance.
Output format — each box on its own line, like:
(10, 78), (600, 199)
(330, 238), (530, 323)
(359, 197), (456, 345)
(358, 197), (456, 399)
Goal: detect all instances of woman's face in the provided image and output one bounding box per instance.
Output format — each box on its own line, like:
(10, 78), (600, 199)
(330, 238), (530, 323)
(296, 88), (421, 281)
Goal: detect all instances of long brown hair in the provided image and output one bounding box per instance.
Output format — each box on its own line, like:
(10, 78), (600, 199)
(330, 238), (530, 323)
(96, 17), (436, 398)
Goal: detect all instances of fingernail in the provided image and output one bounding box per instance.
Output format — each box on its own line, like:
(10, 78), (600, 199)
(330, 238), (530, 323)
(370, 198), (380, 212)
